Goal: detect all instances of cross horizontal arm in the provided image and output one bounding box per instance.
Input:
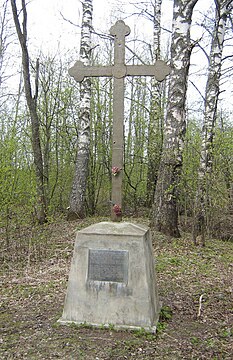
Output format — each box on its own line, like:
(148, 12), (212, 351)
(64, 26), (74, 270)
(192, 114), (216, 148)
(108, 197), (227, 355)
(69, 60), (170, 83)
(69, 61), (113, 82)
(127, 61), (170, 82)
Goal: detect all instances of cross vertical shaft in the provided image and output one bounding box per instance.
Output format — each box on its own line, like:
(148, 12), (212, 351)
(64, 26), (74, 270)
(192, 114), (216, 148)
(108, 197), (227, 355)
(110, 21), (130, 221)
(111, 77), (124, 221)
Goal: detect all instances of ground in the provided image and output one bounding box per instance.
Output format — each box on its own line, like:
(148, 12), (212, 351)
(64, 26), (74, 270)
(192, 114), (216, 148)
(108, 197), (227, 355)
(1, 217), (232, 359)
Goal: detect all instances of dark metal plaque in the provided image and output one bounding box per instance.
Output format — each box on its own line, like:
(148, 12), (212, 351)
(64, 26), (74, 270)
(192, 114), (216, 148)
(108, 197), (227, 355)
(88, 249), (128, 283)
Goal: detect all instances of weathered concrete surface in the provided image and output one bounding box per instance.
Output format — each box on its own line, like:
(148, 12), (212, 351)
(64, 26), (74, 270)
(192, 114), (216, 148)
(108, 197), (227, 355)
(59, 222), (160, 332)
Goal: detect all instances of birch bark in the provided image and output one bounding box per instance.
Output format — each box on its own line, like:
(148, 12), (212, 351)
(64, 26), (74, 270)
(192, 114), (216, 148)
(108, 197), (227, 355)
(192, 0), (230, 246)
(151, 0), (198, 237)
(68, 0), (93, 220)
(147, 0), (162, 206)
(11, 0), (47, 224)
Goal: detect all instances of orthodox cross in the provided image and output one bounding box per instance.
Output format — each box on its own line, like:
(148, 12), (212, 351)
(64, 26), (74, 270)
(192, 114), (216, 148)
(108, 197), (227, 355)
(69, 20), (170, 222)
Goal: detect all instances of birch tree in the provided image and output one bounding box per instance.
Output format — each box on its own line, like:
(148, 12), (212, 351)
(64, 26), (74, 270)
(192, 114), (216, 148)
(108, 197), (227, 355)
(67, 0), (93, 220)
(147, 0), (163, 206)
(192, 0), (231, 246)
(151, 0), (199, 237)
(11, 0), (47, 224)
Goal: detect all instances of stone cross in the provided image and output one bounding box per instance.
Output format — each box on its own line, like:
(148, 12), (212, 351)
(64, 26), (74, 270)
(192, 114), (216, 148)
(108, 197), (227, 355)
(69, 20), (170, 222)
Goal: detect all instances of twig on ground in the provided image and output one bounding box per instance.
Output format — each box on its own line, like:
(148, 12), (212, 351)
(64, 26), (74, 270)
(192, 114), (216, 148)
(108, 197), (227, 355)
(197, 294), (205, 318)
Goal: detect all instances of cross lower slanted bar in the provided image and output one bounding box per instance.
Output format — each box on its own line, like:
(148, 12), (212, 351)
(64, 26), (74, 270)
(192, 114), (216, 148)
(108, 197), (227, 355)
(69, 20), (170, 221)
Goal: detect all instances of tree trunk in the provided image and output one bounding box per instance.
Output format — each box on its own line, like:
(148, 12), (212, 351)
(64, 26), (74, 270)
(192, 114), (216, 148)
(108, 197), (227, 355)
(151, 0), (198, 237)
(192, 0), (230, 246)
(0, 0), (8, 89)
(11, 0), (46, 224)
(147, 0), (163, 206)
(67, 0), (93, 220)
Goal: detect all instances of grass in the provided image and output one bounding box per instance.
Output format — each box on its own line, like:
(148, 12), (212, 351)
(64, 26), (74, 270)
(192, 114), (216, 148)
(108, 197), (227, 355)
(1, 217), (232, 359)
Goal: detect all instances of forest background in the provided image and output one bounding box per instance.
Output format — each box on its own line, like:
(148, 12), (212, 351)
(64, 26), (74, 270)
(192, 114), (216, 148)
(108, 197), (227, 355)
(1, 2), (233, 358)
(0, 0), (232, 248)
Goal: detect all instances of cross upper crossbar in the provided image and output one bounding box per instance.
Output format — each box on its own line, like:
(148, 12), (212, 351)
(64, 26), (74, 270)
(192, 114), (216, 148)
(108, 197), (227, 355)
(69, 60), (170, 82)
(69, 20), (170, 221)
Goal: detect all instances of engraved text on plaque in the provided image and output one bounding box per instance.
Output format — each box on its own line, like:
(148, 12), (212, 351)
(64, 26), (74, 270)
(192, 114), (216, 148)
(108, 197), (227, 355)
(88, 249), (128, 283)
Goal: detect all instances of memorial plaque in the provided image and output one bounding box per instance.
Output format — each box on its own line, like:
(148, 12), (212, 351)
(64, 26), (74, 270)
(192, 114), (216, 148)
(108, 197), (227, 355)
(88, 249), (128, 283)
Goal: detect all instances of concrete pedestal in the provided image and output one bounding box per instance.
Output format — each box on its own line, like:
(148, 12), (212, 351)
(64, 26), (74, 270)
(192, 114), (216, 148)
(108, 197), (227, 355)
(59, 222), (160, 332)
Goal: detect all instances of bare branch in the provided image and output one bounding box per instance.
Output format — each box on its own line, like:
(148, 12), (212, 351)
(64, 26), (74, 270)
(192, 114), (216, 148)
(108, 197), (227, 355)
(189, 80), (205, 102)
(195, 42), (210, 62)
(222, 54), (233, 61)
(59, 11), (81, 29)
(197, 294), (205, 318)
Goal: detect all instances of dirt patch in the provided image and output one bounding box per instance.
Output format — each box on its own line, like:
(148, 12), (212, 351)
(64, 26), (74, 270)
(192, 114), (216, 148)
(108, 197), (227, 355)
(1, 218), (232, 359)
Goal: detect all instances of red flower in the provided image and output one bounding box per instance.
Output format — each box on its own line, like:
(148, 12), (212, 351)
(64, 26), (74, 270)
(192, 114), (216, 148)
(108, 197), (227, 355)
(112, 166), (121, 176)
(113, 204), (122, 216)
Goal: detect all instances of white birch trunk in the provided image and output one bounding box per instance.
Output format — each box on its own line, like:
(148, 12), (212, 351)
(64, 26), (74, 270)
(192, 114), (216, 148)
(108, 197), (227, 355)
(147, 0), (162, 206)
(68, 0), (93, 220)
(151, 0), (198, 237)
(153, 0), (162, 58)
(192, 0), (229, 245)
